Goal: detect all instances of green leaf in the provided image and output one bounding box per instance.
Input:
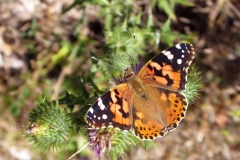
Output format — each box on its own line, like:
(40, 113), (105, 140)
(161, 19), (174, 46)
(158, 0), (176, 20)
(174, 0), (194, 6)
(230, 110), (240, 117)
(147, 14), (154, 29)
(52, 41), (72, 64)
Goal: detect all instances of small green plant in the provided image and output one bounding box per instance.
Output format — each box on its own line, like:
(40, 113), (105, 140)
(152, 0), (194, 20)
(25, 97), (77, 150)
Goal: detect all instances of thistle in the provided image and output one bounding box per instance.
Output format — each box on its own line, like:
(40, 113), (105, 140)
(87, 127), (113, 158)
(25, 98), (76, 150)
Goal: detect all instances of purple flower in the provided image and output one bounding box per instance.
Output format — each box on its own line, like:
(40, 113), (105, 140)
(26, 123), (38, 134)
(87, 127), (113, 158)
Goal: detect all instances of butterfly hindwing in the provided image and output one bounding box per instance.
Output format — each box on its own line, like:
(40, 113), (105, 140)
(131, 86), (188, 140)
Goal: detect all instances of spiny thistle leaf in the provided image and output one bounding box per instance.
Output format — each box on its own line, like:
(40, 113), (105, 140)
(25, 97), (77, 150)
(110, 130), (137, 156)
(184, 64), (202, 104)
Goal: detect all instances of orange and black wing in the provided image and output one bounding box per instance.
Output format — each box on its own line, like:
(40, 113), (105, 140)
(86, 83), (132, 131)
(132, 89), (188, 140)
(131, 43), (195, 140)
(138, 43), (195, 91)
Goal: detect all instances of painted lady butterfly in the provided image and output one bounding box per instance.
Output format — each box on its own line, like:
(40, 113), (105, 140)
(86, 43), (195, 140)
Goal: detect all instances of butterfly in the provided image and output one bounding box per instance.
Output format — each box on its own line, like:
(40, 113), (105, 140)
(86, 43), (195, 140)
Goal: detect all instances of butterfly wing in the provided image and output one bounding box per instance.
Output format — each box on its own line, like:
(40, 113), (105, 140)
(132, 88), (188, 140)
(131, 43), (194, 140)
(138, 43), (195, 91)
(86, 83), (132, 130)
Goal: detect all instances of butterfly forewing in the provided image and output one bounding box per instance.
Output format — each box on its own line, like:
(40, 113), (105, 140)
(86, 83), (132, 131)
(138, 43), (195, 91)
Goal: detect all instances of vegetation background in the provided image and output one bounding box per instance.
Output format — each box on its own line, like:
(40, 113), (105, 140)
(0, 0), (240, 160)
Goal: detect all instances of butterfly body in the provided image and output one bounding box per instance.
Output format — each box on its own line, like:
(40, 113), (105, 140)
(125, 69), (170, 128)
(86, 43), (195, 140)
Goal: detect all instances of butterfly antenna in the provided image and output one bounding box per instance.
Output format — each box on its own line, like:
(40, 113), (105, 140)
(131, 34), (137, 63)
(92, 56), (122, 71)
(132, 33), (136, 57)
(128, 34), (141, 72)
(92, 56), (125, 84)
(124, 51), (137, 64)
(124, 34), (137, 68)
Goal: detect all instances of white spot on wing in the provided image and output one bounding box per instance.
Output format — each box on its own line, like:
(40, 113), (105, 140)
(89, 108), (94, 114)
(164, 51), (171, 55)
(176, 44), (181, 49)
(177, 59), (182, 64)
(98, 117), (101, 120)
(163, 51), (174, 60)
(102, 114), (107, 119)
(182, 55), (184, 58)
(168, 54), (174, 60)
(98, 97), (106, 110)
